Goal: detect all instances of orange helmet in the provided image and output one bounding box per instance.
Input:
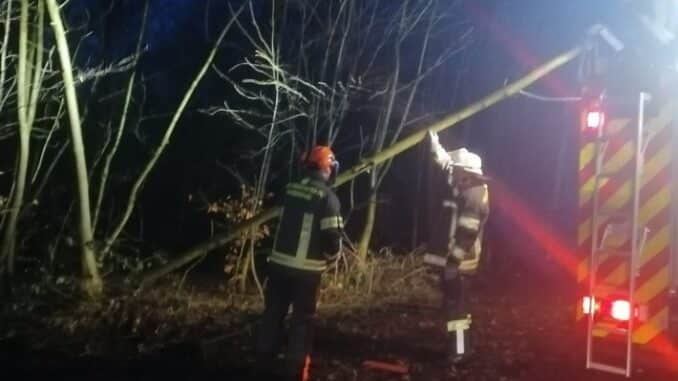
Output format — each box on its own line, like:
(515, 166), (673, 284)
(302, 145), (338, 173)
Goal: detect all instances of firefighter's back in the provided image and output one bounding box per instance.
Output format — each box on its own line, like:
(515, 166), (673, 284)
(270, 176), (337, 273)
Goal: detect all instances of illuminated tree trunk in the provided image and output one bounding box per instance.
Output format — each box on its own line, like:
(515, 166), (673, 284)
(0, 0), (12, 110)
(1, 0), (44, 284)
(356, 175), (377, 267)
(46, 0), (102, 295)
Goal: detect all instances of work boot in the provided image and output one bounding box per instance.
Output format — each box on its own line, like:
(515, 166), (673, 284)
(447, 352), (468, 365)
(446, 345), (475, 366)
(283, 355), (311, 381)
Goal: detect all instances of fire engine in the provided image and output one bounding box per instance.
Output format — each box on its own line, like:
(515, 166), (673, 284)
(575, 2), (677, 377)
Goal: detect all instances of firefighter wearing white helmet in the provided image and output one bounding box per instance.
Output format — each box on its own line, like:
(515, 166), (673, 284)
(429, 131), (489, 271)
(428, 130), (490, 364)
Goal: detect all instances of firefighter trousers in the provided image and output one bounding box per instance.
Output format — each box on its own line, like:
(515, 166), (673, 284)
(451, 184), (488, 273)
(442, 265), (466, 317)
(441, 264), (471, 358)
(255, 263), (321, 380)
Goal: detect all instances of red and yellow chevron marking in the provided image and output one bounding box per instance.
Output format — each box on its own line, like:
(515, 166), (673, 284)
(576, 100), (675, 345)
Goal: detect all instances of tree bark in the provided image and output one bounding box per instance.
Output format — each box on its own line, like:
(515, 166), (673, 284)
(46, 0), (102, 296)
(0, 0), (12, 110)
(0, 0), (30, 282)
(356, 175), (377, 267)
(1, 0), (44, 283)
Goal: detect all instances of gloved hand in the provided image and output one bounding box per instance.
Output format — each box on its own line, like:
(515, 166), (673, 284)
(451, 246), (468, 262)
(429, 130), (453, 171)
(428, 130), (440, 149)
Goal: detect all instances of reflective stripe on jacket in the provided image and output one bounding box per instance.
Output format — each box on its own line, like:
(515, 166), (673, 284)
(270, 173), (342, 272)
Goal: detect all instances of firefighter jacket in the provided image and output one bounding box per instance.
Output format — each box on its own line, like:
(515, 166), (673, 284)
(269, 172), (343, 272)
(429, 139), (490, 273)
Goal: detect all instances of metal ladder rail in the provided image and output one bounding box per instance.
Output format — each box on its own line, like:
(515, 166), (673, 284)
(585, 92), (649, 378)
(585, 98), (607, 373)
(623, 91), (648, 377)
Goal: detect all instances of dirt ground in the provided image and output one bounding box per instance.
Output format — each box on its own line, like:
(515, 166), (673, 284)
(1, 260), (676, 381)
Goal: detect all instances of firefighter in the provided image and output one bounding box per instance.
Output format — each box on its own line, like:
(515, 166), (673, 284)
(427, 130), (489, 363)
(254, 145), (342, 381)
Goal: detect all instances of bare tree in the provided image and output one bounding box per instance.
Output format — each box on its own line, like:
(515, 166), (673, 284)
(0, 0), (17, 235)
(45, 0), (103, 295)
(0, 0), (21, 257)
(209, 0), (330, 292)
(198, 0), (472, 288)
(1, 0), (145, 293)
(1, 1), (251, 293)
(142, 42), (585, 285)
(1, 0), (47, 284)
(356, 0), (473, 263)
(92, 0), (150, 236)
(210, 0), (396, 169)
(0, 0), (16, 114)
(101, 4), (247, 257)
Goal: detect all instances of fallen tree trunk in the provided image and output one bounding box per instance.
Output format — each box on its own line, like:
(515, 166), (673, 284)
(141, 45), (583, 286)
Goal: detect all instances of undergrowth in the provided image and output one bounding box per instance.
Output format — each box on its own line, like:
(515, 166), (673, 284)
(1, 247), (440, 359)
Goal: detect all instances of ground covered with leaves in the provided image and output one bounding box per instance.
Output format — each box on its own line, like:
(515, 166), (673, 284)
(1, 255), (676, 380)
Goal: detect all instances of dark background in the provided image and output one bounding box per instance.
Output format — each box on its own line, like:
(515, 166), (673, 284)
(0, 0), (668, 276)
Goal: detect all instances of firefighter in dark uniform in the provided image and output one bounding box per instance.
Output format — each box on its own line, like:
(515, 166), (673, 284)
(428, 131), (489, 363)
(255, 145), (342, 381)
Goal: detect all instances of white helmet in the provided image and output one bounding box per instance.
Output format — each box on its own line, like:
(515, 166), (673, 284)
(448, 148), (483, 175)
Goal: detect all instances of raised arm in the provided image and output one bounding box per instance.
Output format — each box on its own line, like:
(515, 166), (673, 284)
(428, 130), (454, 173)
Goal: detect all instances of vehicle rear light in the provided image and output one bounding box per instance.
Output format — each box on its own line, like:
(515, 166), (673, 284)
(586, 110), (605, 129)
(583, 296), (648, 323)
(611, 300), (631, 321)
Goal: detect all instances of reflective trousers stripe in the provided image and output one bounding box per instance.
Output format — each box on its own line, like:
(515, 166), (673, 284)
(447, 315), (472, 355)
(269, 252), (327, 271)
(457, 215), (481, 231)
(456, 230), (484, 273)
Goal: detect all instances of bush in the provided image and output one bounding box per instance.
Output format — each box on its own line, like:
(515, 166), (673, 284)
(205, 185), (272, 288)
